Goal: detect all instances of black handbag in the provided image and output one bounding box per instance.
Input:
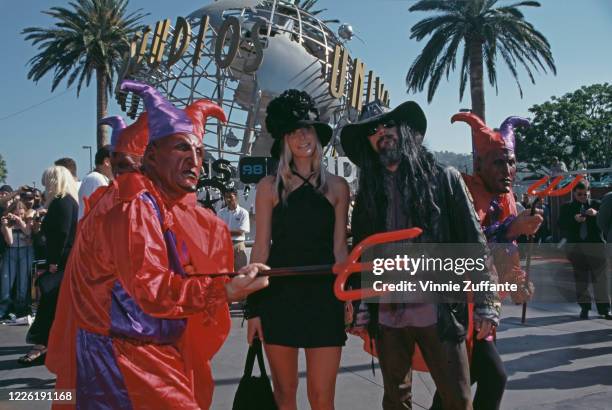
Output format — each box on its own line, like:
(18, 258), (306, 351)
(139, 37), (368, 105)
(232, 338), (277, 410)
(36, 270), (64, 295)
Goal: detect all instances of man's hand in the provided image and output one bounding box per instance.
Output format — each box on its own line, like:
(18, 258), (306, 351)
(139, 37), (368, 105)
(574, 214), (586, 223)
(585, 208), (597, 217)
(224, 263), (270, 302)
(507, 209), (543, 238)
(475, 318), (495, 340)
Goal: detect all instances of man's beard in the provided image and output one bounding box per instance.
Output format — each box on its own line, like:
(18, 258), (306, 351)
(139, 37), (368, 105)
(378, 139), (403, 167)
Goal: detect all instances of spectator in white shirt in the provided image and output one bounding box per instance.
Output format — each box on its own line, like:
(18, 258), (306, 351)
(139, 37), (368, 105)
(217, 188), (250, 270)
(77, 146), (113, 219)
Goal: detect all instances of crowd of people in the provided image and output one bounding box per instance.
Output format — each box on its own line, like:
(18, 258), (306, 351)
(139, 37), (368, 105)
(0, 79), (610, 410)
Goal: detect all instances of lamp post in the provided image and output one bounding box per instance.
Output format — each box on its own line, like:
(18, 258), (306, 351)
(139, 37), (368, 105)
(82, 145), (93, 172)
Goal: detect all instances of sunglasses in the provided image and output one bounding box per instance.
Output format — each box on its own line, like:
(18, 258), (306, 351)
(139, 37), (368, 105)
(366, 119), (397, 136)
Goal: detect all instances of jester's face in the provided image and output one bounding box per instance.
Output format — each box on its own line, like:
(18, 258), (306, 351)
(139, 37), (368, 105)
(145, 133), (204, 198)
(478, 148), (517, 194)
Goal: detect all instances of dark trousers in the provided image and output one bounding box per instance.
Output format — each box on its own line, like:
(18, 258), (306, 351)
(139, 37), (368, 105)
(377, 324), (472, 410)
(567, 243), (610, 314)
(26, 286), (59, 346)
(431, 336), (507, 410)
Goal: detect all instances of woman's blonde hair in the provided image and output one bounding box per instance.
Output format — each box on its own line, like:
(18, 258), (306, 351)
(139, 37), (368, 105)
(41, 166), (78, 207)
(275, 134), (328, 203)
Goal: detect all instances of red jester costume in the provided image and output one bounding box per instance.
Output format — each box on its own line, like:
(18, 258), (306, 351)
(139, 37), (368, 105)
(451, 113), (535, 303)
(428, 113), (541, 410)
(45, 79), (263, 410)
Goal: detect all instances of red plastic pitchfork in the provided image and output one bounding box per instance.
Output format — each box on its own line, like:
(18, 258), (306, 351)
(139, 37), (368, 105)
(520, 174), (585, 323)
(196, 228), (423, 297)
(333, 227), (423, 301)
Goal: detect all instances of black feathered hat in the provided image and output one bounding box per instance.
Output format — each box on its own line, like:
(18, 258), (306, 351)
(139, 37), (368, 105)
(265, 89), (333, 159)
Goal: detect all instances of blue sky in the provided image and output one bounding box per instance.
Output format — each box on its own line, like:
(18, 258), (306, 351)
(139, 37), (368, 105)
(1, 0), (611, 188)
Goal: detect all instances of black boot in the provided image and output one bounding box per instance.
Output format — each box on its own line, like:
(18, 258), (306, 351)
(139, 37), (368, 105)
(579, 308), (589, 320)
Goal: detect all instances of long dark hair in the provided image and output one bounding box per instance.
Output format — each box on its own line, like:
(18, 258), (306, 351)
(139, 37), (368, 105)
(352, 123), (440, 243)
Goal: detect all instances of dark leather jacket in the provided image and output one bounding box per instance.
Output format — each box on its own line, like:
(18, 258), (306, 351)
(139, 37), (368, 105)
(351, 165), (500, 342)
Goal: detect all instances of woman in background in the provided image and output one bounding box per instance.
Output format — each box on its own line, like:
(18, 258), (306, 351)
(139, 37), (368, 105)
(0, 200), (34, 320)
(19, 166), (78, 365)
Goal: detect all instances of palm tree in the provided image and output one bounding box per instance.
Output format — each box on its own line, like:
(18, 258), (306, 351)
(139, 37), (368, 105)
(406, 0), (556, 122)
(23, 0), (146, 148)
(295, 0), (340, 23)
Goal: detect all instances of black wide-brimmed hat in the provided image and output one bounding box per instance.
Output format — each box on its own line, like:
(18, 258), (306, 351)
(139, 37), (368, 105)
(265, 89), (333, 159)
(340, 100), (427, 167)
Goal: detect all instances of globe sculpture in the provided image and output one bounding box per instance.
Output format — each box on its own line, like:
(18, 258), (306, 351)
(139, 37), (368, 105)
(121, 0), (353, 166)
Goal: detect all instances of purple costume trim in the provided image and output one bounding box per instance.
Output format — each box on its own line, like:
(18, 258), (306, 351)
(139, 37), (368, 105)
(108, 193), (187, 344)
(76, 192), (187, 408)
(76, 328), (133, 410)
(483, 199), (517, 243)
(483, 199), (519, 257)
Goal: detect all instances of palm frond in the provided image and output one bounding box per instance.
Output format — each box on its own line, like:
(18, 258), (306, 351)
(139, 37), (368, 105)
(23, 0), (146, 96)
(458, 46), (470, 100)
(407, 0), (556, 111)
(406, 24), (458, 93)
(409, 0), (464, 14)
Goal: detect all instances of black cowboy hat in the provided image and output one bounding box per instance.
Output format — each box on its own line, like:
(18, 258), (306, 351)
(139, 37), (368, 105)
(340, 100), (427, 167)
(265, 89), (333, 159)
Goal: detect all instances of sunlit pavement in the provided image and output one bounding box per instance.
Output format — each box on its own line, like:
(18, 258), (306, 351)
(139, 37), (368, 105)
(2, 301), (610, 410)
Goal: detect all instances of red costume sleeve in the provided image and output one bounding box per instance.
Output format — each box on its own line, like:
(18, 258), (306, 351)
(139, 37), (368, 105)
(107, 196), (227, 318)
(171, 201), (233, 410)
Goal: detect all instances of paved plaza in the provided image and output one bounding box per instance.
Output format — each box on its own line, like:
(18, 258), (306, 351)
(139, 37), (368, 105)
(1, 301), (611, 410)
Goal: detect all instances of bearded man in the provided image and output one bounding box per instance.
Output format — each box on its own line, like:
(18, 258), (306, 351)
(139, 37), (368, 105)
(341, 100), (500, 410)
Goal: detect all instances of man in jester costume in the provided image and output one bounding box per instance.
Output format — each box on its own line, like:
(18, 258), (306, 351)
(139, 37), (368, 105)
(451, 113), (542, 304)
(46, 79), (269, 409)
(428, 113), (543, 410)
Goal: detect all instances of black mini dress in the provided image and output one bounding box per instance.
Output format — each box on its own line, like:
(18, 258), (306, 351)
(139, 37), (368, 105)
(248, 174), (346, 348)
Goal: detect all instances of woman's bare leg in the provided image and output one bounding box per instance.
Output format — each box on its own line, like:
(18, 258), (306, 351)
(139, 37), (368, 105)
(264, 344), (299, 410)
(305, 347), (342, 410)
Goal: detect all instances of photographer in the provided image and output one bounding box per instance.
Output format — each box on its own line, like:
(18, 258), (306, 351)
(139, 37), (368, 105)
(0, 200), (34, 320)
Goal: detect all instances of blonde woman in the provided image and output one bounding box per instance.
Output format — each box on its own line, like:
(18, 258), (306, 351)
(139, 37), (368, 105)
(247, 90), (349, 410)
(20, 166), (78, 365)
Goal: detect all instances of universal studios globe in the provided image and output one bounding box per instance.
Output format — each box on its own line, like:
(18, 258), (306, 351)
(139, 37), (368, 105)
(117, 0), (390, 195)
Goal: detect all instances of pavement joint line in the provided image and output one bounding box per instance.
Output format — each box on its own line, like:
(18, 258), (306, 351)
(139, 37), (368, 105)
(416, 371), (434, 396)
(339, 365), (383, 389)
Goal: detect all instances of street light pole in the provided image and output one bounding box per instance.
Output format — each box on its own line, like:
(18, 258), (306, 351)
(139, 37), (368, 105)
(82, 145), (93, 172)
